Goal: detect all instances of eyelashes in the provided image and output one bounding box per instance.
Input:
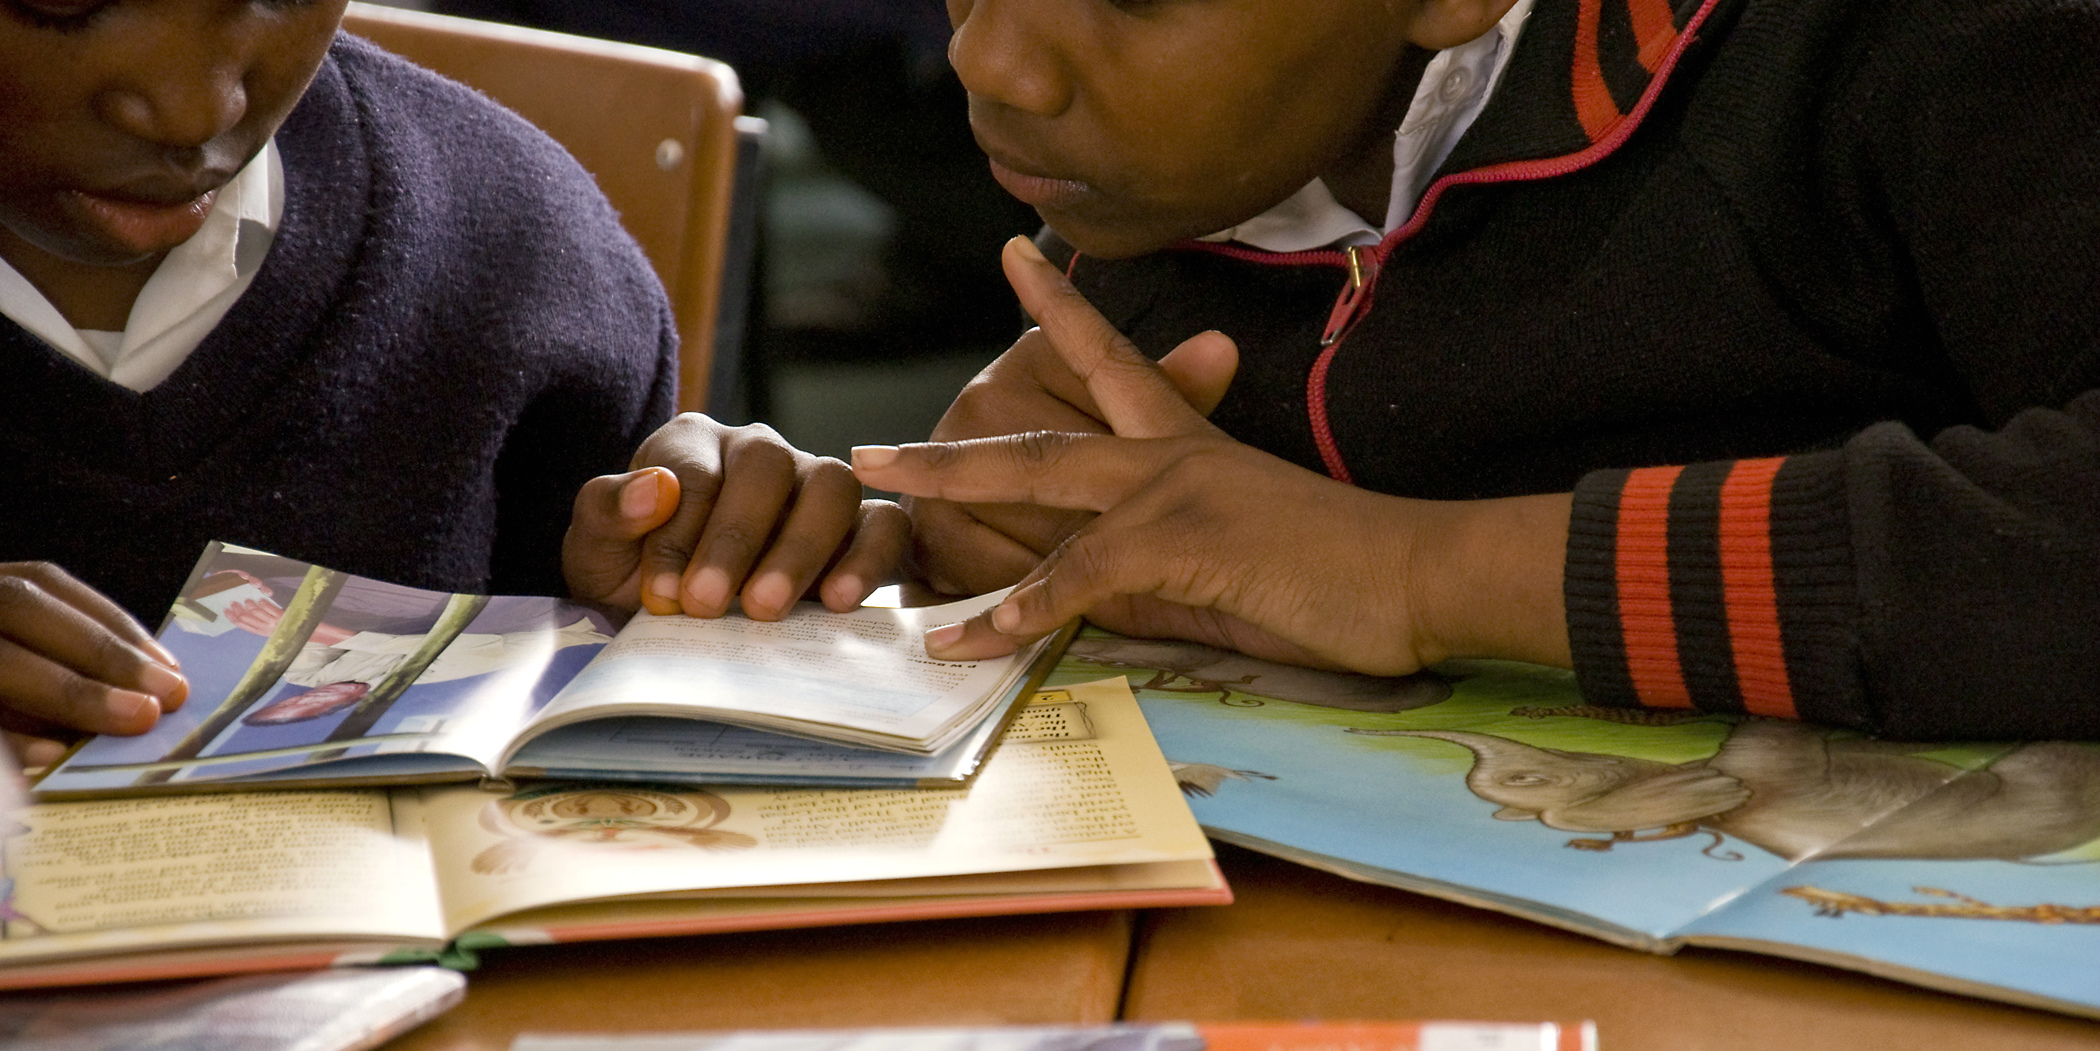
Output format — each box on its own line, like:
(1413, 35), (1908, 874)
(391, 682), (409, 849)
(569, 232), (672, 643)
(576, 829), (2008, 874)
(2, 0), (110, 33)
(4, 0), (326, 34)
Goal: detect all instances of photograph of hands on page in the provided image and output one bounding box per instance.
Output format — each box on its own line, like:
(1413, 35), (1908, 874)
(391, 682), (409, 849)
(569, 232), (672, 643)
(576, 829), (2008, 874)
(0, 677), (1224, 991)
(32, 543), (1070, 799)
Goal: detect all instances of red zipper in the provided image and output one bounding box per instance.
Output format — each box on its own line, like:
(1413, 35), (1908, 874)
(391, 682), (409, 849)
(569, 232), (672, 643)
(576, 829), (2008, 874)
(1164, 0), (1725, 484)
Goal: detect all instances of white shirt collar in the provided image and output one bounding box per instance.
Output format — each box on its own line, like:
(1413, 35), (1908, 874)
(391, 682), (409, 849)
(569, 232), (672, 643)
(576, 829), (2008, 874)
(0, 139), (283, 391)
(1206, 0), (1536, 253)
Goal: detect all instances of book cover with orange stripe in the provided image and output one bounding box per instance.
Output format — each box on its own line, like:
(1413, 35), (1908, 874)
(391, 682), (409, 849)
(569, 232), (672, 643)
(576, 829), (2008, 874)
(511, 1020), (1598, 1051)
(1049, 630), (2100, 1022)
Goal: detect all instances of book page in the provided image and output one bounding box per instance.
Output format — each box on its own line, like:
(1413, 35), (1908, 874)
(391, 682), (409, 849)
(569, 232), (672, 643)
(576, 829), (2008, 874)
(0, 791), (445, 968)
(506, 592), (1044, 754)
(37, 543), (615, 797)
(420, 677), (1213, 936)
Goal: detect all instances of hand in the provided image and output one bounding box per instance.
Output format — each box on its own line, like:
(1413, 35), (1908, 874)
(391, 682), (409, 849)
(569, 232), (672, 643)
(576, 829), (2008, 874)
(221, 597), (356, 647)
(0, 563), (188, 767)
(905, 238), (1239, 597)
(564, 413), (911, 621)
(854, 236), (1574, 675)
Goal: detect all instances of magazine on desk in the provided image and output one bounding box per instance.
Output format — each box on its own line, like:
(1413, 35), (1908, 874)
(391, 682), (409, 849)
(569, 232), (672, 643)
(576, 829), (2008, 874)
(0, 676), (1226, 990)
(34, 542), (1070, 800)
(1048, 630), (2100, 1021)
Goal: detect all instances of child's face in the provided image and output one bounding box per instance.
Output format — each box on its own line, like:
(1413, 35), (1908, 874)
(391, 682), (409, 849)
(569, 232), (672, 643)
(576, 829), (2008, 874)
(0, 0), (347, 269)
(948, 0), (1427, 259)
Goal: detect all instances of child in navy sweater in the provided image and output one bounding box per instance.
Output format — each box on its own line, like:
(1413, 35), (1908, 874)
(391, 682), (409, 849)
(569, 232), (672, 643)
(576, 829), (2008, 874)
(0, 0), (900, 763)
(853, 0), (2100, 740)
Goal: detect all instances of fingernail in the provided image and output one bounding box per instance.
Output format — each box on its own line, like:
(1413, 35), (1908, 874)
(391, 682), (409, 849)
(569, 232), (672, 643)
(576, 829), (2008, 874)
(687, 566), (732, 613)
(992, 602), (1022, 634)
(1010, 236), (1048, 265)
(107, 689), (157, 726)
(619, 470), (661, 519)
(143, 637), (180, 669)
(925, 622), (966, 651)
(140, 663), (185, 703)
(648, 572), (680, 604)
(824, 574), (865, 609)
(850, 445), (899, 470)
(746, 570), (792, 616)
(161, 676), (190, 713)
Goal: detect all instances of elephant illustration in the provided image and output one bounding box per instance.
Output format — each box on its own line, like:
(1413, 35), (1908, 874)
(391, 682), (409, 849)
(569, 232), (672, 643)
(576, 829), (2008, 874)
(1354, 721), (2100, 862)
(1066, 636), (1450, 713)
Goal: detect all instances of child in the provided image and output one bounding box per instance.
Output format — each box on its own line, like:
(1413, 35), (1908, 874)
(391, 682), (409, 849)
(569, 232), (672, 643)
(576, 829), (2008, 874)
(852, 0), (2100, 740)
(0, 1), (901, 764)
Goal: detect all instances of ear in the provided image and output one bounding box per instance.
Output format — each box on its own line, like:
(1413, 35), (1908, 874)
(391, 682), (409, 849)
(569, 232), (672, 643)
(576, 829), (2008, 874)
(1401, 0), (1525, 50)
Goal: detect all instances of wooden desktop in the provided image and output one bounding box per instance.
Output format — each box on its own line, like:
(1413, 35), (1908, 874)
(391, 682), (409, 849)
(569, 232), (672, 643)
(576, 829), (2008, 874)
(382, 843), (2100, 1050)
(384, 909), (1133, 1051)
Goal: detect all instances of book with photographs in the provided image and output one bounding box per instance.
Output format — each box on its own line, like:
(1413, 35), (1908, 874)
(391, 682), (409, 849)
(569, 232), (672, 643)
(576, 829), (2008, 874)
(0, 676), (1226, 990)
(35, 543), (1071, 799)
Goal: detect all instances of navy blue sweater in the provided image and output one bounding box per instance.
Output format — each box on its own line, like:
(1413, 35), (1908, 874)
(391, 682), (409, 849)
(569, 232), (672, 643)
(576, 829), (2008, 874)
(0, 36), (678, 622)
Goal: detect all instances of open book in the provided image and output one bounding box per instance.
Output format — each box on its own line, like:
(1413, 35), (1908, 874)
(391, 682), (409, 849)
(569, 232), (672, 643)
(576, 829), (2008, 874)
(35, 543), (1069, 798)
(1050, 632), (2100, 1022)
(0, 677), (1226, 990)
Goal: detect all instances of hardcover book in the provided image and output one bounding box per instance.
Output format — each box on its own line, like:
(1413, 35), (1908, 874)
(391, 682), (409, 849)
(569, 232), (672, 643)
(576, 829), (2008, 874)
(0, 677), (1226, 990)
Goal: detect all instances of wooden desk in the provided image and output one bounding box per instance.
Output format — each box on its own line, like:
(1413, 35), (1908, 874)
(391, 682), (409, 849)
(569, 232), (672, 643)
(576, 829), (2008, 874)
(1122, 845), (2100, 1051)
(388, 910), (1133, 1051)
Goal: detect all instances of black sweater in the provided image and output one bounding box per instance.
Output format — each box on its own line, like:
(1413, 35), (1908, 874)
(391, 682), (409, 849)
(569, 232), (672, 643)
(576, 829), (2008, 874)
(0, 36), (678, 622)
(1047, 0), (2100, 739)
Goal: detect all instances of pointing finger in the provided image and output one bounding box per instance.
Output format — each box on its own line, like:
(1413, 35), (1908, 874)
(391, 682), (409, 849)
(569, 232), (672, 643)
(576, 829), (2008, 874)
(1001, 237), (1211, 439)
(850, 433), (1162, 511)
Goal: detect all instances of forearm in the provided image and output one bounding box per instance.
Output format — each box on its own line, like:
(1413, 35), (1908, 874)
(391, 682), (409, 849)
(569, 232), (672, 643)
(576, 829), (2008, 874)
(1408, 492), (1573, 669)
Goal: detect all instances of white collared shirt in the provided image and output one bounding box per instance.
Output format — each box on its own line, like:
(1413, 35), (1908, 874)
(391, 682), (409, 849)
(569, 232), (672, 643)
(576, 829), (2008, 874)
(1207, 0), (1536, 253)
(0, 140), (284, 392)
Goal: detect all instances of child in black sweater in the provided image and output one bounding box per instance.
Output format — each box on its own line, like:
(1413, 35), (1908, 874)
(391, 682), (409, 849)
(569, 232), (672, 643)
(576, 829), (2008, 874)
(854, 0), (2100, 740)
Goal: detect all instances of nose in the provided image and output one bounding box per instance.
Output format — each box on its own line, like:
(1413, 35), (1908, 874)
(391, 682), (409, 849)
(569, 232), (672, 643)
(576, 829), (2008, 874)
(948, 0), (1073, 117)
(97, 20), (254, 152)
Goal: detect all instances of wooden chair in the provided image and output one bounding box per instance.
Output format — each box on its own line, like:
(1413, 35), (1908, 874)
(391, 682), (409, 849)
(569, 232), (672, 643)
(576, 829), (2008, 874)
(340, 2), (747, 414)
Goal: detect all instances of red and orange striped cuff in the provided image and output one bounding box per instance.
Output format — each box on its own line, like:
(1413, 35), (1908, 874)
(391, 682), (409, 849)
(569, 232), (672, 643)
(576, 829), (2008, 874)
(1566, 455), (1861, 725)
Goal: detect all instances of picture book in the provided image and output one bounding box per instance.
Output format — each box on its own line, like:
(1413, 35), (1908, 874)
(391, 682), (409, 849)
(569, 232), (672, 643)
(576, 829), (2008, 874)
(1048, 631), (2100, 1021)
(0, 677), (1227, 990)
(35, 542), (1070, 799)
(511, 1020), (1595, 1051)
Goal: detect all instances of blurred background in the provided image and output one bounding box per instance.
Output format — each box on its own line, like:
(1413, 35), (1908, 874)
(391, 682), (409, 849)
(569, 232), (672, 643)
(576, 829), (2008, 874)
(376, 0), (1038, 461)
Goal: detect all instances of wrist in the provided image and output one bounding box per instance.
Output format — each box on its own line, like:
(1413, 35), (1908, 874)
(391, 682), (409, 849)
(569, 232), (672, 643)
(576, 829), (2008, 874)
(1408, 492), (1574, 668)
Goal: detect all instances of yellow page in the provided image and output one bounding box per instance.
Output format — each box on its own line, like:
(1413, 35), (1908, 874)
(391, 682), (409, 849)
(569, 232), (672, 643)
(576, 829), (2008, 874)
(0, 791), (445, 967)
(421, 677), (1213, 935)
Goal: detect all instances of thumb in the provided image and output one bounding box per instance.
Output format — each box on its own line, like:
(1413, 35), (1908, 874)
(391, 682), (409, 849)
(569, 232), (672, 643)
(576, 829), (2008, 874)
(1157, 330), (1238, 415)
(562, 467), (681, 609)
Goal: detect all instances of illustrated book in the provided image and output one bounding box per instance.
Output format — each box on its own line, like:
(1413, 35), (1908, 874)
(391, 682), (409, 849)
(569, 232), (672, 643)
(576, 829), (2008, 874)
(1049, 631), (2100, 1021)
(35, 542), (1069, 798)
(0, 676), (1226, 990)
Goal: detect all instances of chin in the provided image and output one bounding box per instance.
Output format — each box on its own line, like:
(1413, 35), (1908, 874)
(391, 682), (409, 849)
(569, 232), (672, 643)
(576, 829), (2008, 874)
(1043, 215), (1191, 261)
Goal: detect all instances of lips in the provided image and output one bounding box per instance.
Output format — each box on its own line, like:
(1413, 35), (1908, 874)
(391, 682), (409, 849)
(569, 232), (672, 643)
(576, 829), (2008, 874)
(985, 154), (1092, 211)
(66, 186), (221, 258)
